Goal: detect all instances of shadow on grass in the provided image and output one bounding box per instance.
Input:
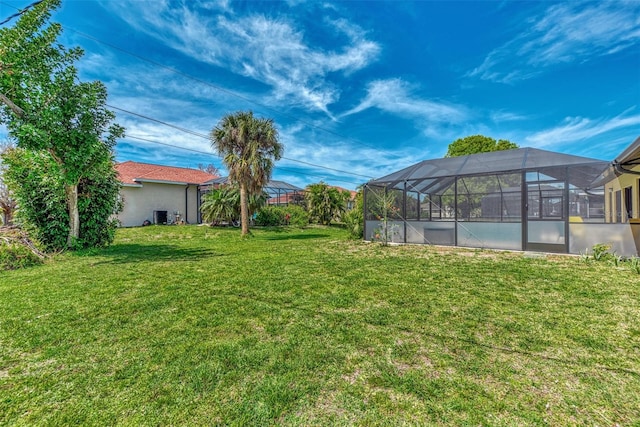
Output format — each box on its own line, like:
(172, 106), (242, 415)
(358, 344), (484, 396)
(426, 331), (640, 378)
(261, 233), (330, 241)
(87, 243), (223, 265)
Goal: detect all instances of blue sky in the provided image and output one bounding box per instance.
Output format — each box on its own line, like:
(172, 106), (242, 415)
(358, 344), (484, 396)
(2, 0), (639, 190)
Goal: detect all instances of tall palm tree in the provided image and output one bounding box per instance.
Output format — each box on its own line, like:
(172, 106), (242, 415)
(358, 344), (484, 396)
(210, 111), (283, 235)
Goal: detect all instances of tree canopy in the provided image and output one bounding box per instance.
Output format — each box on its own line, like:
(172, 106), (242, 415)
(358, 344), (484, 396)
(445, 135), (518, 158)
(209, 111), (283, 236)
(0, 0), (124, 249)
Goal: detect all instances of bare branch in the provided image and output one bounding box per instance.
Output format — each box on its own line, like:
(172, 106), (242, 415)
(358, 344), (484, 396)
(0, 93), (24, 117)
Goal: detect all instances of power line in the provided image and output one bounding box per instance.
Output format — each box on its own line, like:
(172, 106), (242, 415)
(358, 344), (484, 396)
(124, 135), (364, 187)
(1, 3), (375, 184)
(279, 156), (372, 179)
(107, 104), (206, 139)
(64, 26), (381, 154)
(113, 105), (374, 179)
(126, 135), (213, 156)
(3, 0), (371, 152)
(0, 0), (42, 25)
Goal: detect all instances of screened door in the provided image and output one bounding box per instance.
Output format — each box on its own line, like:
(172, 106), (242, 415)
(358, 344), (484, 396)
(525, 172), (567, 253)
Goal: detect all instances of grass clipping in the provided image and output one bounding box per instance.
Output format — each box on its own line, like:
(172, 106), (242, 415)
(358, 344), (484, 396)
(0, 226), (47, 270)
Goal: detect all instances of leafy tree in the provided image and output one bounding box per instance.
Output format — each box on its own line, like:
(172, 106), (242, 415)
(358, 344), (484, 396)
(209, 111), (283, 236)
(0, 0), (124, 248)
(197, 163), (220, 176)
(2, 147), (121, 250)
(306, 182), (350, 225)
(445, 135), (518, 157)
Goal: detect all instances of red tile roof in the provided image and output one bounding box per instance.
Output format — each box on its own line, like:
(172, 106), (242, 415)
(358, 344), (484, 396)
(116, 161), (218, 185)
(330, 186), (358, 200)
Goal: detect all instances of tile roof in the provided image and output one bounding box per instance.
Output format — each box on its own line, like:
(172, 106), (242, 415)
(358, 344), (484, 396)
(330, 186), (358, 200)
(116, 161), (218, 186)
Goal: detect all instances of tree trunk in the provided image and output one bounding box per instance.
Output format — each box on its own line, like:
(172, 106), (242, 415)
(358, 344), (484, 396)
(2, 210), (12, 226)
(66, 183), (80, 247)
(239, 184), (250, 236)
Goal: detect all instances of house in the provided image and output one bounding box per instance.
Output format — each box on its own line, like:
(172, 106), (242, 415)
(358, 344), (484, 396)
(265, 184), (357, 209)
(331, 186), (358, 210)
(115, 161), (217, 227)
(604, 136), (640, 223)
(201, 177), (304, 206)
(364, 138), (640, 256)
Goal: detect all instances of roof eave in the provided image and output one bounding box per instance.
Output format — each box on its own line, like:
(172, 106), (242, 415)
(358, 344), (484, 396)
(134, 178), (197, 186)
(615, 136), (640, 165)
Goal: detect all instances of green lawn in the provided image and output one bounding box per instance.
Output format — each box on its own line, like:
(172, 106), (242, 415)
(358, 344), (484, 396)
(1, 225), (639, 426)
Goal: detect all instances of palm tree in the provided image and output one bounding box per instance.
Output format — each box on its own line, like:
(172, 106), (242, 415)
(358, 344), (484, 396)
(201, 185), (268, 226)
(200, 186), (238, 225)
(306, 182), (350, 225)
(210, 111), (283, 235)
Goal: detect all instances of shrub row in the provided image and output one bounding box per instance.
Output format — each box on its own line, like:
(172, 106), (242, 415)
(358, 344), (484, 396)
(255, 205), (309, 227)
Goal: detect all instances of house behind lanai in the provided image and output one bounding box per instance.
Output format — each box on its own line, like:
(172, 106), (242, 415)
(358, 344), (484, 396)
(115, 161), (217, 227)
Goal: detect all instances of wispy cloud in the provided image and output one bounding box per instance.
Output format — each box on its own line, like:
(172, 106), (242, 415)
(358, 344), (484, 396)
(469, 2), (640, 83)
(277, 122), (423, 185)
(101, 1), (380, 116)
(490, 110), (530, 123)
(525, 112), (640, 149)
(341, 78), (469, 136)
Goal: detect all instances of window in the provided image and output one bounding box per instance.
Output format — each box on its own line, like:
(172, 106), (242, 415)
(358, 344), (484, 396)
(615, 190), (622, 223)
(624, 186), (633, 220)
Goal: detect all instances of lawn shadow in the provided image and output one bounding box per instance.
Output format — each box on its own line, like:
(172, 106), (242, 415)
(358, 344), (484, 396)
(87, 243), (223, 265)
(261, 233), (329, 241)
(427, 331), (640, 378)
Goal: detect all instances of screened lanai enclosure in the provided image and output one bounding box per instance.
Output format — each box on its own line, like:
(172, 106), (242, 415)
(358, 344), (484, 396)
(364, 146), (640, 256)
(200, 177), (303, 204)
(198, 177), (303, 222)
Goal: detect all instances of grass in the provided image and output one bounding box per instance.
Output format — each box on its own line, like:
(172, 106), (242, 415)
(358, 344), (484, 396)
(1, 225), (639, 426)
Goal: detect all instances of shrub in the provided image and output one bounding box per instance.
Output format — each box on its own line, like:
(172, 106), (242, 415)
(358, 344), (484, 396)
(282, 205), (309, 227)
(0, 227), (45, 270)
(591, 243), (613, 262)
(0, 241), (43, 270)
(255, 205), (310, 227)
(342, 188), (363, 239)
(255, 206), (285, 226)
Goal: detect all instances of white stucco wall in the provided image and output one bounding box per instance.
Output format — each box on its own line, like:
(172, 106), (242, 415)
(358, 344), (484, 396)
(117, 182), (200, 227)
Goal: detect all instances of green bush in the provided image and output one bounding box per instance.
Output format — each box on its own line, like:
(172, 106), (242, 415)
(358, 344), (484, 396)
(255, 205), (310, 227)
(255, 206), (285, 226)
(282, 205), (309, 227)
(342, 189), (363, 239)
